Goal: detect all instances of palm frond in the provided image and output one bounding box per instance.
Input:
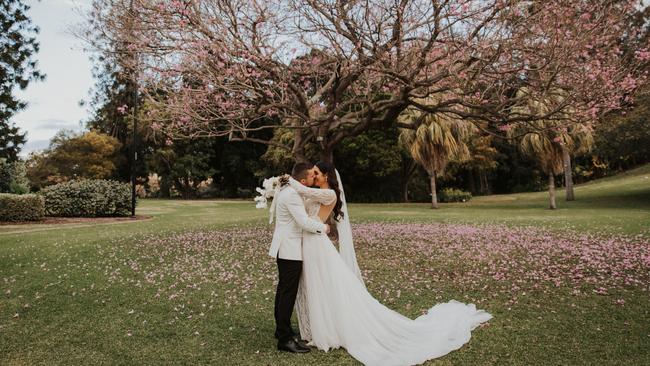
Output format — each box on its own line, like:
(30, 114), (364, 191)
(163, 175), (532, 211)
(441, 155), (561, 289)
(398, 106), (475, 176)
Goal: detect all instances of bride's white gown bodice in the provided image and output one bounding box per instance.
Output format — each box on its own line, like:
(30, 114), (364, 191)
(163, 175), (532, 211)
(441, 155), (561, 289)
(303, 195), (323, 218)
(290, 180), (492, 366)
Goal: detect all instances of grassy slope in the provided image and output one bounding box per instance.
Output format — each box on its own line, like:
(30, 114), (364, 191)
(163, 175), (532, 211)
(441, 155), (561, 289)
(0, 165), (648, 365)
(351, 164), (650, 235)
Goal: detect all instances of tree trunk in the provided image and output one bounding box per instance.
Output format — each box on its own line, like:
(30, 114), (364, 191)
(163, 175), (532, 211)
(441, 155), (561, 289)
(291, 122), (308, 163)
(467, 169), (476, 195)
(183, 176), (192, 199)
(173, 178), (184, 198)
(160, 175), (171, 198)
(480, 169), (489, 194)
(294, 153), (309, 164)
(548, 172), (557, 210)
(319, 148), (334, 164)
(401, 161), (417, 203)
(429, 171), (439, 209)
(563, 147), (575, 201)
(403, 179), (410, 203)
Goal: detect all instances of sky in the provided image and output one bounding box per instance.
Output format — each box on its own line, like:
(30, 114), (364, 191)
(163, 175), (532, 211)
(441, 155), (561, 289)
(10, 0), (93, 157)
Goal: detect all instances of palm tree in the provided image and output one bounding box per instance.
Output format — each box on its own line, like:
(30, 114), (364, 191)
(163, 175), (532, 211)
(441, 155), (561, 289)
(399, 109), (474, 209)
(508, 88), (593, 208)
(456, 130), (499, 195)
(556, 124), (594, 201)
(515, 130), (564, 209)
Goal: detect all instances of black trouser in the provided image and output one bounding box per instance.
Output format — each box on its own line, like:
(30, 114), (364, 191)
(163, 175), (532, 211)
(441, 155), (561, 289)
(274, 257), (302, 343)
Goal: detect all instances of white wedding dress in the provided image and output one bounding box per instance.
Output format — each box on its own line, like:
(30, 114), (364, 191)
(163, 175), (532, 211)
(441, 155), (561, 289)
(289, 178), (493, 366)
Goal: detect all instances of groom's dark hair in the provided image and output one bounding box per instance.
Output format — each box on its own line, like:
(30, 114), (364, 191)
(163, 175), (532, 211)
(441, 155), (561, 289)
(291, 161), (313, 181)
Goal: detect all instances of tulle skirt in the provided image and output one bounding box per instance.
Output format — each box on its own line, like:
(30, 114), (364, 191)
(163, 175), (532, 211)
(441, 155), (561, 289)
(296, 231), (492, 366)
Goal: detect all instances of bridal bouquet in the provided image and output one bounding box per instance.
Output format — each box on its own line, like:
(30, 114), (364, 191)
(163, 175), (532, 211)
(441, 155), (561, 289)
(253, 175), (289, 209)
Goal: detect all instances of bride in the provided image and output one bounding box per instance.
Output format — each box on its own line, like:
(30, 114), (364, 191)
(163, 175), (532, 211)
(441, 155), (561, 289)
(287, 161), (492, 366)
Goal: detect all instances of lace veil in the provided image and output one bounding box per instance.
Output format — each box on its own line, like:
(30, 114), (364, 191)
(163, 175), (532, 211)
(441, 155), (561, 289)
(335, 170), (365, 287)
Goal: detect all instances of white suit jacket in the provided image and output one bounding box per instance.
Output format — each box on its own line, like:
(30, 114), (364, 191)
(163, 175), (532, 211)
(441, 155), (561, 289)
(268, 185), (327, 260)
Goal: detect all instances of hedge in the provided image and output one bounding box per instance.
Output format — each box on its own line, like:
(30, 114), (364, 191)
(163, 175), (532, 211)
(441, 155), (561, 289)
(41, 179), (133, 217)
(0, 194), (45, 221)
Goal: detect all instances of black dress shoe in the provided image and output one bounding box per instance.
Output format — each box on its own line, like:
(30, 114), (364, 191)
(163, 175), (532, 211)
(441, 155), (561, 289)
(277, 339), (310, 353)
(293, 337), (309, 348)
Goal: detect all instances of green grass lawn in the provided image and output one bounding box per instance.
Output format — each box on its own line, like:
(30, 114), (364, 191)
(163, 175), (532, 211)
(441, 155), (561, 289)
(1, 165), (649, 365)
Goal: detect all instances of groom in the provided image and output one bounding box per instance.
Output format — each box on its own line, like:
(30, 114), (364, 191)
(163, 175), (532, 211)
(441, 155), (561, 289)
(269, 162), (330, 353)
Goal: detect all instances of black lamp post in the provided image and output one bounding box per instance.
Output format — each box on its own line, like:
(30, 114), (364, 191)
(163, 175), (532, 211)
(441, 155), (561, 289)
(131, 74), (138, 217)
(129, 0), (137, 217)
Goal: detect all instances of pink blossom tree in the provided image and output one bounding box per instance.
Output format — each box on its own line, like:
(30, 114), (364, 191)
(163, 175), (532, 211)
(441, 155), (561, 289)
(81, 0), (649, 163)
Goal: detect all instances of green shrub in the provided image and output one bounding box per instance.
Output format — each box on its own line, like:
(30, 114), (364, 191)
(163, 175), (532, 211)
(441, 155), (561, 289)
(41, 179), (133, 217)
(197, 184), (219, 198)
(438, 188), (472, 203)
(10, 181), (29, 195)
(236, 188), (253, 198)
(0, 193), (44, 221)
(0, 159), (29, 194)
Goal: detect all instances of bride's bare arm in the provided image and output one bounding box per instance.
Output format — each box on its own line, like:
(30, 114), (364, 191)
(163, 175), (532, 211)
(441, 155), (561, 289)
(287, 177), (336, 224)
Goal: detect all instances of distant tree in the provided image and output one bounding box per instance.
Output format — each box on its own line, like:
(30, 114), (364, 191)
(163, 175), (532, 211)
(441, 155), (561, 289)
(25, 130), (122, 189)
(334, 126), (406, 203)
(24, 150), (53, 191)
(0, 121), (26, 162)
(446, 132), (500, 196)
(587, 87), (650, 175)
(135, 95), (266, 198)
(83, 63), (136, 180)
(512, 129), (564, 209)
(75, 0), (144, 184)
(556, 124), (594, 201)
(0, 158), (28, 193)
(509, 88), (595, 205)
(489, 135), (544, 194)
(399, 107), (474, 209)
(1, 0), (44, 161)
(50, 130), (122, 179)
(146, 137), (216, 199)
(211, 138), (269, 198)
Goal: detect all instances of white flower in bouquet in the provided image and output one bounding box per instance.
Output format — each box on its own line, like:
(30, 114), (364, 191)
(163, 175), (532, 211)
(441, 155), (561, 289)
(254, 194), (268, 209)
(254, 175), (290, 224)
(253, 176), (283, 209)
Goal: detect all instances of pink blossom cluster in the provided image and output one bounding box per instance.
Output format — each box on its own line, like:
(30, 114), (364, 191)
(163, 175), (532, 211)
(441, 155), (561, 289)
(84, 0), (650, 147)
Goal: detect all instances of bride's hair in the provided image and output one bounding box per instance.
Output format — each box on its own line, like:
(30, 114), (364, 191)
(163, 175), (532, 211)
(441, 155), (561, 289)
(315, 161), (344, 222)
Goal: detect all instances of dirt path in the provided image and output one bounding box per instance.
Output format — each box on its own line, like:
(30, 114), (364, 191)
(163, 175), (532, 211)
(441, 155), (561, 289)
(0, 215), (153, 235)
